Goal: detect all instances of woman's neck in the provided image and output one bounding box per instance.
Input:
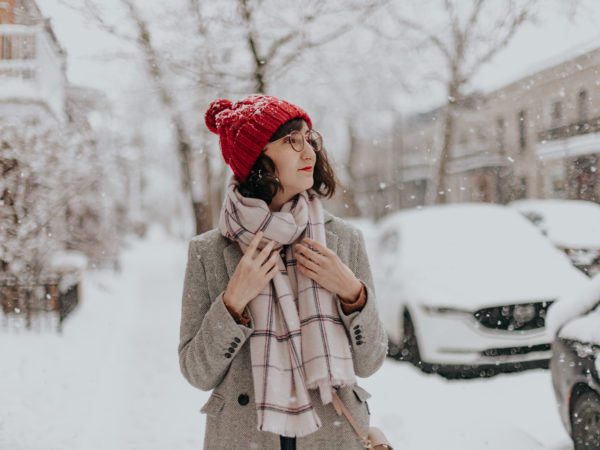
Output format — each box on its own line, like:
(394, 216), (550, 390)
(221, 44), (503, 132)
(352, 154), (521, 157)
(269, 191), (298, 212)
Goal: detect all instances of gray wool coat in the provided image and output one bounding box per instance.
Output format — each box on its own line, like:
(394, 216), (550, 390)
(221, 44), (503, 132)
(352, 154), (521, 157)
(178, 210), (388, 449)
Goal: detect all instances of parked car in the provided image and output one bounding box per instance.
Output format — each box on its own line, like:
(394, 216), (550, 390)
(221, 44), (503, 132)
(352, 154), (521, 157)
(510, 199), (600, 276)
(548, 274), (600, 449)
(374, 203), (588, 375)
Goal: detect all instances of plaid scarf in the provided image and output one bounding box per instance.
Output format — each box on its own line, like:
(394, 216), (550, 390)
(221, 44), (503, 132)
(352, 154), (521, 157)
(218, 177), (356, 437)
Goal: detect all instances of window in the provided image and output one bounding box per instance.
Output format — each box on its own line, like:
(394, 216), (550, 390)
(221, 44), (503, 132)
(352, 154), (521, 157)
(550, 101), (562, 128)
(518, 110), (526, 152)
(578, 89), (588, 123)
(518, 177), (527, 199)
(496, 118), (505, 154)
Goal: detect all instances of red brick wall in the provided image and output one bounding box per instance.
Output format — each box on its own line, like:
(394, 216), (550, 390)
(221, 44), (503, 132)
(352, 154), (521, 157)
(0, 0), (15, 24)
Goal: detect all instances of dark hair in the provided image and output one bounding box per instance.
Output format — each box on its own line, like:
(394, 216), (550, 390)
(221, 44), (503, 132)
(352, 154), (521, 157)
(238, 118), (337, 204)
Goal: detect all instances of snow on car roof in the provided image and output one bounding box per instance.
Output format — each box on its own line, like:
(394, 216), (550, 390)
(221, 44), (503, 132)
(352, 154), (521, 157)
(510, 199), (600, 249)
(547, 273), (600, 343)
(376, 203), (587, 309)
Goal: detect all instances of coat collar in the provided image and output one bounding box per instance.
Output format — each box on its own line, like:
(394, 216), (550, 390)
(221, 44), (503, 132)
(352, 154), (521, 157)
(223, 210), (337, 279)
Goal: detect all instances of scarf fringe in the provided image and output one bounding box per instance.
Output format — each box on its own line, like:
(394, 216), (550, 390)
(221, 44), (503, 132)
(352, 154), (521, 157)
(260, 414), (323, 438)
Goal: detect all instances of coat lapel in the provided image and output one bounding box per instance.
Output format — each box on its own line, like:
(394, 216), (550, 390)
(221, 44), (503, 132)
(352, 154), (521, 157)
(325, 230), (338, 254)
(223, 244), (242, 279)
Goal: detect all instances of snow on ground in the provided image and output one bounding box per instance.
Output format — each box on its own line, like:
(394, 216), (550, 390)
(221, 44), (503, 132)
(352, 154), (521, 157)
(1, 224), (573, 450)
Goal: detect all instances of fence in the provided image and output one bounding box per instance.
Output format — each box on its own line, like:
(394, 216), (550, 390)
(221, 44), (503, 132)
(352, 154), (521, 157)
(0, 272), (80, 333)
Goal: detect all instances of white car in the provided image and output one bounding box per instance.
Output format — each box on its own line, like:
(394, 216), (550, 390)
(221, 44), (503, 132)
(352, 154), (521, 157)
(510, 199), (600, 276)
(374, 203), (588, 374)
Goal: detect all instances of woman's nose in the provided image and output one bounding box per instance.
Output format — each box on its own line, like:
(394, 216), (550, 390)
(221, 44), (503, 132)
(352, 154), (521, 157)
(302, 138), (316, 157)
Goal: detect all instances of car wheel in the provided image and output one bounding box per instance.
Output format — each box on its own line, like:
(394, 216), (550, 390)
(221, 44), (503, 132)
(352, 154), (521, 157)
(399, 309), (421, 365)
(571, 390), (600, 449)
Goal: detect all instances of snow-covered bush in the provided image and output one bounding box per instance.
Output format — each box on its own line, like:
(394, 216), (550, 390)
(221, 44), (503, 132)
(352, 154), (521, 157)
(0, 117), (122, 282)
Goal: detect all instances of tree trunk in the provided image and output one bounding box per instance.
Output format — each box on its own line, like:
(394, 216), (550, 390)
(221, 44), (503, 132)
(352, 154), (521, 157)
(198, 146), (215, 233)
(342, 121), (362, 217)
(239, 0), (266, 93)
(435, 84), (459, 204)
(122, 0), (212, 235)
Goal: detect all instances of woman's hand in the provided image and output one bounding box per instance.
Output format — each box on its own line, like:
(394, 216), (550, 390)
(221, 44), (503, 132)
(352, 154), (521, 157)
(223, 232), (279, 314)
(294, 238), (362, 302)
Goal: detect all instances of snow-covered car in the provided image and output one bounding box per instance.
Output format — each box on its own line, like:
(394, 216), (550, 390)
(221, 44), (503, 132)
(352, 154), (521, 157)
(510, 199), (600, 276)
(374, 203), (588, 374)
(547, 275), (600, 449)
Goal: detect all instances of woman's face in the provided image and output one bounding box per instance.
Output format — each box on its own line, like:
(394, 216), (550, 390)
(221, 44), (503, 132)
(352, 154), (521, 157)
(263, 120), (317, 210)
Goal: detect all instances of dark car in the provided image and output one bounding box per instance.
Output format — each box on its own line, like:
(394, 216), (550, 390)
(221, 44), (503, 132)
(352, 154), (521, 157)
(549, 276), (600, 449)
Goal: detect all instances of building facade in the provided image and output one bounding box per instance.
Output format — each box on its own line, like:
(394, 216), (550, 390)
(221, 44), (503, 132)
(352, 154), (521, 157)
(394, 46), (600, 210)
(0, 0), (67, 122)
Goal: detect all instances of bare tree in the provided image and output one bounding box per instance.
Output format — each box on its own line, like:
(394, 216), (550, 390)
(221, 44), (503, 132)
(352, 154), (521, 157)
(383, 0), (540, 203)
(121, 0), (215, 233)
(61, 0), (393, 232)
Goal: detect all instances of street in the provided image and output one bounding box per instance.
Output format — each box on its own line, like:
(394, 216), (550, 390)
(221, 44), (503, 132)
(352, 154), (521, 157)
(1, 227), (573, 449)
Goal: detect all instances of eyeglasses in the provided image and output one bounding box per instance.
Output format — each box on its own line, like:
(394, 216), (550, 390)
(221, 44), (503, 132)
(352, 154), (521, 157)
(280, 129), (323, 153)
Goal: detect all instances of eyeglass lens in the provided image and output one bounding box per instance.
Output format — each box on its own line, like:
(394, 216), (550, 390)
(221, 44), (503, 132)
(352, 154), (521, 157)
(289, 130), (322, 152)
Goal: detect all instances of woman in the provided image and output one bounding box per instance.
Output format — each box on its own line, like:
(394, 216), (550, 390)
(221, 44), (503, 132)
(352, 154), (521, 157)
(178, 95), (387, 449)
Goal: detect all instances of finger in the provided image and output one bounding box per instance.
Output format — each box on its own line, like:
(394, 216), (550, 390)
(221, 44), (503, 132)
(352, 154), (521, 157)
(245, 231), (263, 257)
(265, 263), (279, 280)
(301, 238), (330, 255)
(298, 262), (318, 280)
(261, 253), (279, 274)
(255, 240), (275, 264)
(296, 252), (321, 272)
(295, 243), (323, 264)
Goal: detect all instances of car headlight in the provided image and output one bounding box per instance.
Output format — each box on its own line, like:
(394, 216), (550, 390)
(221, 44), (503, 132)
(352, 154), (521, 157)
(513, 304), (537, 323)
(420, 305), (471, 315)
(473, 301), (554, 331)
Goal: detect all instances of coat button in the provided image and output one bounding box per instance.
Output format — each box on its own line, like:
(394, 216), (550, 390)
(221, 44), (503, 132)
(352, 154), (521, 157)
(356, 341), (363, 346)
(238, 394), (250, 406)
(354, 329), (361, 335)
(228, 347), (235, 353)
(231, 342), (238, 348)
(224, 353), (232, 358)
(356, 334), (363, 340)
(353, 325), (360, 330)
(234, 337), (241, 343)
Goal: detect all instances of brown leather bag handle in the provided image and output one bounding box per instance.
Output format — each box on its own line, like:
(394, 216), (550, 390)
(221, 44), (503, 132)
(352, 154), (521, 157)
(331, 391), (394, 450)
(331, 391), (373, 448)
(331, 391), (374, 449)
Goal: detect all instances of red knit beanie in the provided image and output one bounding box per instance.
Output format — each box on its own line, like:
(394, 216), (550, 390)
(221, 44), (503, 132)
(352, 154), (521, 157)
(205, 94), (312, 181)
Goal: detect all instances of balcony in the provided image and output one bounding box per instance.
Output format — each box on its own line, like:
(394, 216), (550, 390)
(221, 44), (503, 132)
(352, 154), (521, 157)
(448, 151), (507, 174)
(538, 116), (600, 142)
(0, 24), (66, 120)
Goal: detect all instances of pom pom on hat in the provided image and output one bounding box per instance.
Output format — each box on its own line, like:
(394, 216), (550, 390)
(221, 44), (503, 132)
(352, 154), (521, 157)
(205, 98), (232, 134)
(204, 95), (312, 181)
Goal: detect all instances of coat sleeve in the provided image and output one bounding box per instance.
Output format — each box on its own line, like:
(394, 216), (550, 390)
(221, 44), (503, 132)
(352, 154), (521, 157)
(335, 228), (388, 378)
(178, 239), (253, 391)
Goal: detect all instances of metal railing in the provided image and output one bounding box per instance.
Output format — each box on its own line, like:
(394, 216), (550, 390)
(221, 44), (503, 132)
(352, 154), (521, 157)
(0, 273), (80, 332)
(538, 116), (600, 142)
